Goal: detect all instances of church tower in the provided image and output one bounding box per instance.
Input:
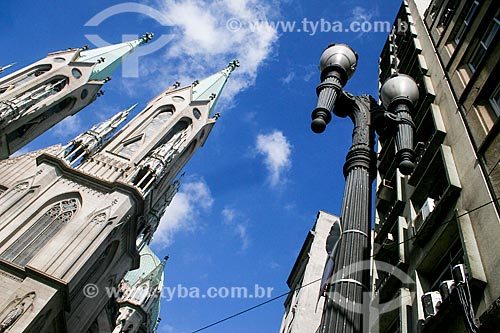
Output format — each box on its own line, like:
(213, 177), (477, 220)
(0, 60), (238, 332)
(0, 34), (152, 160)
(112, 247), (167, 333)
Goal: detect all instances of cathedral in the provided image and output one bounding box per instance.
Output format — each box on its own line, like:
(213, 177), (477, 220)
(0, 34), (238, 332)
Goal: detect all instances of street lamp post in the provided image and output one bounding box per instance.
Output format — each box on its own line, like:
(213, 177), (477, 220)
(311, 43), (419, 333)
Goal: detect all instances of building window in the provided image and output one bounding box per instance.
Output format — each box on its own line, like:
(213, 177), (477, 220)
(0, 198), (79, 266)
(428, 0), (445, 21)
(142, 107), (174, 141)
(118, 134), (144, 158)
(116, 107), (176, 159)
(490, 83), (500, 118)
(437, 1), (459, 30)
(0, 65), (52, 94)
(429, 238), (465, 290)
(174, 139), (197, 169)
(0, 182), (29, 203)
(133, 284), (150, 303)
(385, 317), (401, 333)
(468, 17), (500, 73)
(454, 1), (480, 45)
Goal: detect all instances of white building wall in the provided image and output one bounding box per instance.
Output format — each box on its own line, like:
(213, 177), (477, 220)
(280, 211), (339, 333)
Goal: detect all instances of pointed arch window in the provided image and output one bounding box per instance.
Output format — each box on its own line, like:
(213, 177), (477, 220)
(69, 241), (119, 303)
(6, 97), (76, 142)
(0, 64), (52, 94)
(0, 198), (79, 266)
(129, 118), (192, 190)
(142, 106), (174, 141)
(161, 118), (192, 148)
(118, 134), (144, 158)
(118, 105), (175, 158)
(176, 139), (197, 166)
(132, 283), (151, 303)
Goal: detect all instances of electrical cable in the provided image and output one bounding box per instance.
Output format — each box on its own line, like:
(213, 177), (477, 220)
(187, 197), (498, 332)
(372, 196), (500, 258)
(457, 280), (478, 333)
(370, 198), (500, 330)
(462, 277), (479, 333)
(191, 278), (321, 333)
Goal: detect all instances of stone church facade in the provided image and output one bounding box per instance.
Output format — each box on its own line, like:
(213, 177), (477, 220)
(0, 35), (238, 332)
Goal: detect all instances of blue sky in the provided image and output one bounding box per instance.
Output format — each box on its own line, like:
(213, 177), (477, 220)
(1, 0), (402, 332)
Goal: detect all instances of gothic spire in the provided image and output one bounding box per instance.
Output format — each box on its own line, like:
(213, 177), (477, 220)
(140, 255), (168, 289)
(77, 60), (238, 205)
(0, 63), (15, 74)
(191, 60), (239, 115)
(113, 246), (166, 333)
(0, 35), (150, 159)
(138, 173), (184, 249)
(58, 104), (136, 165)
(77, 33), (154, 81)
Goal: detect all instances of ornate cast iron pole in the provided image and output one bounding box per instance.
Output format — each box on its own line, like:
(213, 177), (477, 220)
(311, 43), (419, 333)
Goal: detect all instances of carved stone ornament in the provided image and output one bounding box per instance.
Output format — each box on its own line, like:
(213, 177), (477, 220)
(13, 182), (29, 192)
(90, 212), (107, 224)
(0, 292), (36, 332)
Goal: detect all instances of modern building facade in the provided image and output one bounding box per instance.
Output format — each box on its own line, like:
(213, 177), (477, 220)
(373, 0), (500, 332)
(279, 211), (340, 333)
(0, 37), (238, 332)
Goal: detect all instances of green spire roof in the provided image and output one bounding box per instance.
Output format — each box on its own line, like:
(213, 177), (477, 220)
(192, 60), (239, 115)
(143, 255), (168, 289)
(147, 255), (167, 333)
(123, 244), (161, 286)
(76, 33), (153, 81)
(122, 245), (166, 333)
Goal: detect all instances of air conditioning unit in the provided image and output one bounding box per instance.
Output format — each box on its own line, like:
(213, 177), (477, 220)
(381, 233), (395, 249)
(422, 291), (442, 319)
(377, 179), (394, 202)
(413, 197), (436, 232)
(439, 280), (455, 301)
(452, 264), (467, 284)
(421, 198), (436, 221)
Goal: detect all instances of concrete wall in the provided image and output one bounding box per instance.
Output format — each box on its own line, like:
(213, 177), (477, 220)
(280, 211), (339, 333)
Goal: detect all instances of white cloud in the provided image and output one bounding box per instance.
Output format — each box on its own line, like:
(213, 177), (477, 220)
(255, 130), (292, 188)
(268, 260), (280, 269)
(350, 6), (374, 23)
(280, 71), (295, 84)
(152, 178), (213, 248)
(158, 324), (175, 333)
(52, 114), (83, 139)
(221, 207), (250, 251)
(139, 0), (280, 106)
(222, 207), (237, 222)
(348, 6), (379, 39)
